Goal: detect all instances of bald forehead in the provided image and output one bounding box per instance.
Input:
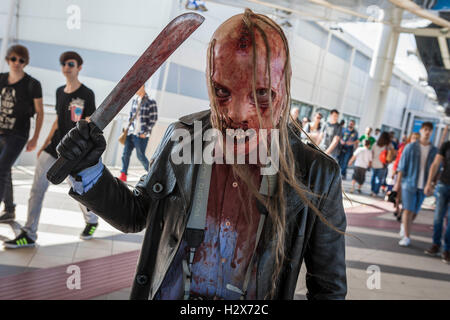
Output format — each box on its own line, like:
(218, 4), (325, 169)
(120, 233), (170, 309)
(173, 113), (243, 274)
(213, 14), (285, 58)
(210, 14), (287, 86)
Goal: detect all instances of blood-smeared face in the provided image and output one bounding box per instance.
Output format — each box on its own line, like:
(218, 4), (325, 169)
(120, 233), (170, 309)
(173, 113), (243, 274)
(207, 14), (289, 156)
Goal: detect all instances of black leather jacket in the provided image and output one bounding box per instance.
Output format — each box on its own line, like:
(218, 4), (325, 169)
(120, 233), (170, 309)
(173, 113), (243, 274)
(70, 110), (347, 300)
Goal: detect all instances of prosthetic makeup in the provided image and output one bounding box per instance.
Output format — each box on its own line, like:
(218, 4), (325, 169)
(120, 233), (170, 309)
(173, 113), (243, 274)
(207, 9), (291, 157)
(205, 10), (343, 299)
(206, 10), (294, 298)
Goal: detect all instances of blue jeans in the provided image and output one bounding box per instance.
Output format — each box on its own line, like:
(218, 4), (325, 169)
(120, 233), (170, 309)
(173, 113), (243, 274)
(371, 168), (386, 195)
(433, 183), (450, 251)
(0, 134), (27, 204)
(338, 148), (353, 178)
(121, 134), (150, 175)
(401, 187), (425, 214)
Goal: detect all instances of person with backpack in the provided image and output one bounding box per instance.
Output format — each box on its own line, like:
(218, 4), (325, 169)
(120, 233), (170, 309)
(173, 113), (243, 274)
(3, 51), (99, 247)
(395, 122), (437, 247)
(0, 45), (43, 223)
(370, 132), (394, 197)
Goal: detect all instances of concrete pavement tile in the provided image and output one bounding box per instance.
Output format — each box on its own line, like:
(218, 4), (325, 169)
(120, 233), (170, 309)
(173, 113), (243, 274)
(36, 243), (78, 258)
(77, 238), (113, 252)
(72, 246), (112, 263)
(0, 249), (37, 267)
(111, 240), (142, 254)
(28, 253), (73, 268)
(347, 287), (425, 300)
(347, 225), (431, 243)
(346, 246), (379, 261)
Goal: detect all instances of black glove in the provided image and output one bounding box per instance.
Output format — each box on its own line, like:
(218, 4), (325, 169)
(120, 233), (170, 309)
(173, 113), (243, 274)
(56, 120), (106, 175)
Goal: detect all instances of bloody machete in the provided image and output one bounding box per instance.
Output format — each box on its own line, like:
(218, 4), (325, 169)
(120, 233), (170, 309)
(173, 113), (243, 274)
(47, 12), (204, 184)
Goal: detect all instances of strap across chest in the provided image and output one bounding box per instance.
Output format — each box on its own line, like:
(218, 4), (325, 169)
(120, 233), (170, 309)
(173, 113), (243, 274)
(182, 161), (276, 300)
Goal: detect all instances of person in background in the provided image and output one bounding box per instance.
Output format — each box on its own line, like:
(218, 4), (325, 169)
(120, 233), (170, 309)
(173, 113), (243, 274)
(358, 127), (376, 149)
(370, 132), (393, 197)
(185, 0), (208, 11)
(396, 122), (437, 247)
(0, 172), (15, 221)
(290, 107), (300, 125)
(0, 45), (43, 223)
(392, 132), (420, 220)
(424, 139), (450, 264)
(380, 133), (399, 194)
(3, 51), (99, 248)
(348, 139), (372, 194)
(301, 112), (322, 144)
(373, 128), (381, 141)
(119, 84), (158, 182)
(339, 119), (345, 137)
(393, 132), (420, 175)
(318, 109), (342, 160)
(398, 135), (407, 150)
(390, 131), (399, 150)
(337, 119), (359, 180)
(301, 116), (310, 128)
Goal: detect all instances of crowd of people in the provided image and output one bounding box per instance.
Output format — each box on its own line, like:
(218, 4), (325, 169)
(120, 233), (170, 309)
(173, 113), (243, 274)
(291, 107), (449, 264)
(0, 44), (158, 248)
(0, 8), (446, 301)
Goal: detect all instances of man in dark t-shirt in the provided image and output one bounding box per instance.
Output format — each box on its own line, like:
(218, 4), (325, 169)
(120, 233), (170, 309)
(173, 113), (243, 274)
(4, 51), (99, 249)
(424, 140), (450, 263)
(318, 109), (342, 160)
(0, 45), (44, 223)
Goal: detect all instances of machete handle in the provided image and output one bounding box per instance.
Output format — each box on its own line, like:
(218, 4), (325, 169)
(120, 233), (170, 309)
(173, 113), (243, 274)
(46, 139), (95, 185)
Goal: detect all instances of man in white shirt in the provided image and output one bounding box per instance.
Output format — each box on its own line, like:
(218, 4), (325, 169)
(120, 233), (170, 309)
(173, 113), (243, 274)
(395, 122), (438, 247)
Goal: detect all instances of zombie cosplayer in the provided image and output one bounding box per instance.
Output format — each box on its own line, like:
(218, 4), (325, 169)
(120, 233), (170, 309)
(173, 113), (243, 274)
(58, 10), (346, 300)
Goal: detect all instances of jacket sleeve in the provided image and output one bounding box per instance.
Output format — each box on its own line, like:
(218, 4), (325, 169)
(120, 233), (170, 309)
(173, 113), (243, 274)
(68, 123), (175, 233)
(304, 164), (347, 300)
(69, 167), (151, 233)
(397, 143), (410, 174)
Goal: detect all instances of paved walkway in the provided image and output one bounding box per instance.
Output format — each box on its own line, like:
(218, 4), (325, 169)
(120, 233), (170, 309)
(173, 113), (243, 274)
(0, 166), (448, 299)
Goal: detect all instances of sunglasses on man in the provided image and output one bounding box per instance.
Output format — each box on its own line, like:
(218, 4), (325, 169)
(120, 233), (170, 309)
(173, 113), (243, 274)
(8, 56), (26, 64)
(61, 61), (76, 68)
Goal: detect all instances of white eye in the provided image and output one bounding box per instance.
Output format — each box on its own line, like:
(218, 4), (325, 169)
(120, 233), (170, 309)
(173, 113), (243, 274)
(252, 88), (275, 106)
(214, 85), (230, 99)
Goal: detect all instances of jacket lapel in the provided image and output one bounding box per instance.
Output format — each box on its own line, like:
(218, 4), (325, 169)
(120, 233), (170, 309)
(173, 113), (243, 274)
(169, 110), (212, 212)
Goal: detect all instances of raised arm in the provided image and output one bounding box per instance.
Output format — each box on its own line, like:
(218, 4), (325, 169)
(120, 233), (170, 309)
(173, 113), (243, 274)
(57, 120), (152, 233)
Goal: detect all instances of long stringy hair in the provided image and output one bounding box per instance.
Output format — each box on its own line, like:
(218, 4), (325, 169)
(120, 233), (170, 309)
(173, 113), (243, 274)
(206, 9), (345, 299)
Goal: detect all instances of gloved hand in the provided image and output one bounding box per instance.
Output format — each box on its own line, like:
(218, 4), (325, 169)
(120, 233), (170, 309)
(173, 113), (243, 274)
(56, 120), (106, 175)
